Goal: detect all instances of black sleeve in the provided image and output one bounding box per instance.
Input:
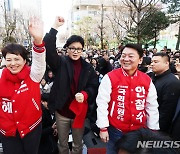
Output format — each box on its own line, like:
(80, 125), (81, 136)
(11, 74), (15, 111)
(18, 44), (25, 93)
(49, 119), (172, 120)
(85, 66), (99, 105)
(43, 28), (60, 73)
(41, 109), (54, 136)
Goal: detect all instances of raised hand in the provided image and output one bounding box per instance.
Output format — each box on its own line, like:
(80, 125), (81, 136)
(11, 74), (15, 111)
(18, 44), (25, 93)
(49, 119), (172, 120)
(52, 16), (65, 30)
(29, 16), (44, 45)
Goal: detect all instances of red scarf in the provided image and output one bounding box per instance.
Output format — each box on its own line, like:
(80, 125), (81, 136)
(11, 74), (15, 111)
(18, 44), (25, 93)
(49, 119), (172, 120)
(0, 65), (30, 98)
(69, 91), (88, 128)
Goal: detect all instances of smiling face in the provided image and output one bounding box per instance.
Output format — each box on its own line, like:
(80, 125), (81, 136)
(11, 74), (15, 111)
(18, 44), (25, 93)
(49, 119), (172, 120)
(5, 53), (26, 74)
(120, 47), (142, 75)
(67, 42), (83, 60)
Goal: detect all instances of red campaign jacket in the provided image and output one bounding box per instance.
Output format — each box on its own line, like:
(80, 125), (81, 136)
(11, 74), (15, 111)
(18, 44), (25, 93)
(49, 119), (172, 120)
(0, 43), (45, 138)
(107, 68), (151, 132)
(0, 74), (42, 138)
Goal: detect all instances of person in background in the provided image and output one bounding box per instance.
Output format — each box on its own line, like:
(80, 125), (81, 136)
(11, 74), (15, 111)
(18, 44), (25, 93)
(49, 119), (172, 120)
(96, 44), (159, 154)
(0, 55), (6, 69)
(115, 43), (124, 60)
(97, 50), (113, 76)
(153, 48), (158, 54)
(90, 58), (98, 71)
(45, 70), (54, 84)
(138, 57), (151, 74)
(43, 16), (99, 154)
(151, 52), (180, 134)
(40, 78), (52, 94)
(115, 128), (179, 154)
(163, 46), (168, 53)
(38, 93), (58, 154)
(0, 17), (46, 154)
(174, 57), (180, 79)
(96, 50), (113, 83)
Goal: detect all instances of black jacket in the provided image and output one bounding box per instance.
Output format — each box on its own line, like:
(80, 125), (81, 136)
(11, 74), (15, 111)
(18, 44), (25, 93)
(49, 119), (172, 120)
(39, 106), (58, 154)
(152, 69), (180, 133)
(170, 97), (180, 140)
(97, 57), (112, 76)
(43, 28), (99, 113)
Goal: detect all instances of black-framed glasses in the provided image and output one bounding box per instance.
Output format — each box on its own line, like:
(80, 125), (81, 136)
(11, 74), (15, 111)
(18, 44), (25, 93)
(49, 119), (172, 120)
(68, 47), (83, 53)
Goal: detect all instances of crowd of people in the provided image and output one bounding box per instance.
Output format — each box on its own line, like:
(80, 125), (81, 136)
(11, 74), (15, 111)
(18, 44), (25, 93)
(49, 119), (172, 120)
(0, 15), (180, 154)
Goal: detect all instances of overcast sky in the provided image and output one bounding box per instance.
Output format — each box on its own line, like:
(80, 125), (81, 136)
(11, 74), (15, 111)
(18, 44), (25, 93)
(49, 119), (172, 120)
(42, 0), (72, 32)
(13, 0), (72, 33)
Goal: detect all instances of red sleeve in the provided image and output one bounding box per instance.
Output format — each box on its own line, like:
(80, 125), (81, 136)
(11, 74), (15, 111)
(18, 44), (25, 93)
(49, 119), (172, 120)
(33, 41), (45, 53)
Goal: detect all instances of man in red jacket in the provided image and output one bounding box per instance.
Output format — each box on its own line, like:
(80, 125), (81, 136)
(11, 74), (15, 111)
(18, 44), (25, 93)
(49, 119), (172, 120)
(96, 44), (159, 154)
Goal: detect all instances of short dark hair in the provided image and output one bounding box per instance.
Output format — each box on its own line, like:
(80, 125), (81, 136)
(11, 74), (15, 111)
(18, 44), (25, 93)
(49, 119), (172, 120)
(63, 35), (84, 48)
(116, 128), (179, 154)
(1, 43), (29, 61)
(153, 52), (170, 63)
(122, 44), (144, 58)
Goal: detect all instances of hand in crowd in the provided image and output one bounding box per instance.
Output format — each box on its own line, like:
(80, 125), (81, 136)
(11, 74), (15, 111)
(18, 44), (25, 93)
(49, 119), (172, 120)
(52, 122), (56, 129)
(29, 16), (44, 45)
(75, 93), (84, 103)
(52, 16), (65, 30)
(52, 122), (58, 136)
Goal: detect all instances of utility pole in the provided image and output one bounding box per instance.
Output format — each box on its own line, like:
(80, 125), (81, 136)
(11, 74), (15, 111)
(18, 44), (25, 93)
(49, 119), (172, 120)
(100, 3), (104, 50)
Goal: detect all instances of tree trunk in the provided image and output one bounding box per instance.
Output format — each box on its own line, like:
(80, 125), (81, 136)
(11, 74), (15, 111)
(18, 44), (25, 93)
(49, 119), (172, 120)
(175, 23), (180, 50)
(154, 36), (157, 49)
(153, 27), (157, 48)
(100, 4), (104, 50)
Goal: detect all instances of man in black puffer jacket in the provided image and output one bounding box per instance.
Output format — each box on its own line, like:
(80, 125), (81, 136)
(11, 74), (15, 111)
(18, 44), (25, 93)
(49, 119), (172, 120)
(151, 52), (180, 134)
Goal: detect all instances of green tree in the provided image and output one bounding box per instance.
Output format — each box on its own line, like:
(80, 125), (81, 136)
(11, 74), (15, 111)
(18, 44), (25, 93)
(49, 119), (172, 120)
(161, 0), (180, 50)
(139, 9), (170, 48)
(124, 9), (170, 47)
(161, 0), (180, 13)
(122, 0), (159, 44)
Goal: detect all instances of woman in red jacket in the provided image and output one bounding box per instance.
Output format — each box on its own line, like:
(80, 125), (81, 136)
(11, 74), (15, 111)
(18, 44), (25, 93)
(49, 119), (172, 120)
(0, 17), (46, 154)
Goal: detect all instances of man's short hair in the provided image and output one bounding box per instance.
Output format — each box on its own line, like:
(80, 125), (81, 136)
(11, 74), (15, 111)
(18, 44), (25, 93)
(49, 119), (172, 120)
(115, 128), (179, 154)
(122, 44), (144, 58)
(153, 52), (170, 63)
(63, 35), (84, 48)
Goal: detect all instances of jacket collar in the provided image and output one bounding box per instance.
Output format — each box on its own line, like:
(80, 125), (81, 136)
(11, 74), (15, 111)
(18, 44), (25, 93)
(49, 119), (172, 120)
(154, 69), (171, 79)
(122, 68), (138, 77)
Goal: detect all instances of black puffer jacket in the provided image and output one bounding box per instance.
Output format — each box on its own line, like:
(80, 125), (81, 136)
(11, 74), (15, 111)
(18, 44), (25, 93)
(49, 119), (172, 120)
(152, 69), (180, 133)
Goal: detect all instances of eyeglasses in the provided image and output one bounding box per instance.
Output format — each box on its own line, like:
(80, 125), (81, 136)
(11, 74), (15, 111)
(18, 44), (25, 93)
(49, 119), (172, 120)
(68, 47), (83, 53)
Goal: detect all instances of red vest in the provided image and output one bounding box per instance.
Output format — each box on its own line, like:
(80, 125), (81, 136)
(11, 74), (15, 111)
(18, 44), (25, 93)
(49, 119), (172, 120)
(0, 76), (42, 138)
(108, 68), (151, 132)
